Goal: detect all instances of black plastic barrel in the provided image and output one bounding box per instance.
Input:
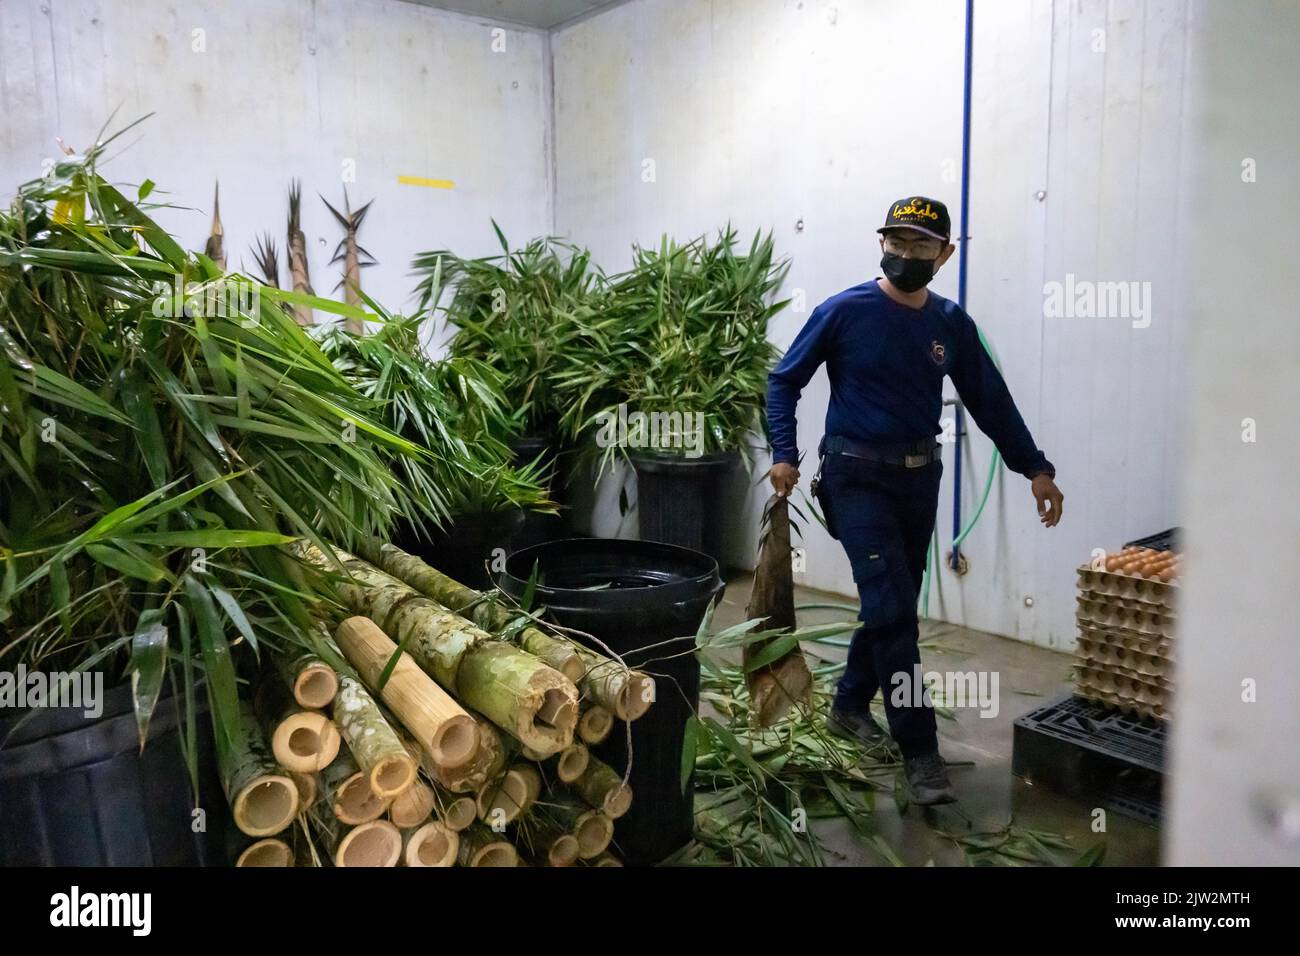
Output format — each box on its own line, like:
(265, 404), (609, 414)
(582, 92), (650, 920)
(0, 675), (227, 866)
(499, 538), (724, 865)
(630, 451), (738, 570)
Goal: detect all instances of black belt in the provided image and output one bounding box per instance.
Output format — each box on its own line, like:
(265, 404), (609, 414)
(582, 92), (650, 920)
(820, 434), (941, 468)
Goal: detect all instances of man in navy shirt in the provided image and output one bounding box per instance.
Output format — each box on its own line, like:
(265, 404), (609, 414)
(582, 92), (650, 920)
(766, 196), (1063, 804)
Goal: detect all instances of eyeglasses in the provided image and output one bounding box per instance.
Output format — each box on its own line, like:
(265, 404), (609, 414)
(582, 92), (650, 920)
(882, 234), (944, 258)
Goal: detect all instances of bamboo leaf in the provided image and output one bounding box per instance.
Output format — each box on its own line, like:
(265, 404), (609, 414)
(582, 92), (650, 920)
(129, 609), (168, 749)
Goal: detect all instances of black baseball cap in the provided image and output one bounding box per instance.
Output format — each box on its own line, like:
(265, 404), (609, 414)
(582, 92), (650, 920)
(877, 196), (951, 242)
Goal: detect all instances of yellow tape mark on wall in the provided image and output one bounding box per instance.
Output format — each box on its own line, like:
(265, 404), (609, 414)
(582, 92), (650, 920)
(398, 175), (455, 189)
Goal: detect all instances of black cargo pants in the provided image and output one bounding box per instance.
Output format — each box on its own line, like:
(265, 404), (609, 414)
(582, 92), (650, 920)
(818, 449), (943, 758)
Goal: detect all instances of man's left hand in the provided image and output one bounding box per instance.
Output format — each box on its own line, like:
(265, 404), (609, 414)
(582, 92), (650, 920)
(1031, 474), (1064, 528)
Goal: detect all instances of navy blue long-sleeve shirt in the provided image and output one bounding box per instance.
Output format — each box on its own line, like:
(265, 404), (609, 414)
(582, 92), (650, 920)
(766, 279), (1052, 478)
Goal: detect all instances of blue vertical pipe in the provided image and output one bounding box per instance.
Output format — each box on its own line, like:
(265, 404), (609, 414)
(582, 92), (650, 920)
(951, 0), (974, 571)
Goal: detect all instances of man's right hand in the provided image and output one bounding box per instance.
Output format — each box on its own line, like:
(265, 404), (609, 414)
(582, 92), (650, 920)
(770, 462), (800, 497)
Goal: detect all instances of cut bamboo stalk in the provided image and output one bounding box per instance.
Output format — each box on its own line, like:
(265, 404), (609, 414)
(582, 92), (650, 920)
(402, 820), (458, 867)
(571, 755), (632, 819)
(334, 616), (480, 770)
(527, 817), (580, 867)
(574, 644), (654, 722)
(417, 712), (505, 793)
(476, 765), (537, 826)
(321, 750), (390, 825)
(220, 703), (300, 837)
(588, 852), (623, 867)
(577, 706), (614, 745)
(333, 819), (402, 867)
(256, 676), (341, 773)
(335, 674), (417, 798)
(540, 794), (615, 859)
(555, 742), (590, 784)
(236, 838), (293, 867)
(389, 781), (436, 828)
(457, 823), (518, 867)
(356, 539), (587, 683)
(440, 794), (479, 832)
(326, 551), (579, 755)
(274, 644), (339, 709)
(453, 640), (578, 756)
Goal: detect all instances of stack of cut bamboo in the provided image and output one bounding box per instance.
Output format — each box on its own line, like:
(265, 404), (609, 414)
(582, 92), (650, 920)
(226, 542), (654, 866)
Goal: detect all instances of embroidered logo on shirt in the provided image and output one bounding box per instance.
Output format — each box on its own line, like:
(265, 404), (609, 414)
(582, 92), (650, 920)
(930, 340), (947, 365)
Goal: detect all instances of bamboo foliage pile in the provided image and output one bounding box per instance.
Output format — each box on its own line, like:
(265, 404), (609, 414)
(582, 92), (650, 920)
(232, 542), (650, 866)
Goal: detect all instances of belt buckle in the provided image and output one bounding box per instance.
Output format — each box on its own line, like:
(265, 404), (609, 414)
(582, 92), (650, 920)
(904, 452), (929, 468)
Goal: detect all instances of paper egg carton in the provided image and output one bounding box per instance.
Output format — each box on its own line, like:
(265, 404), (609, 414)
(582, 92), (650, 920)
(1074, 664), (1171, 696)
(1076, 595), (1176, 637)
(1075, 566), (1179, 609)
(1077, 587), (1170, 614)
(1076, 622), (1173, 660)
(1075, 636), (1173, 679)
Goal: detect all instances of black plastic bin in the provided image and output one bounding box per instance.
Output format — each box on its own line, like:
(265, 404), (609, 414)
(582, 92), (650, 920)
(499, 538), (724, 865)
(630, 451), (737, 571)
(0, 675), (227, 865)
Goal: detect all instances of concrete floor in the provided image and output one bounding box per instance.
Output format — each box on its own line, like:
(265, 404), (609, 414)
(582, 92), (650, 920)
(708, 569), (1162, 866)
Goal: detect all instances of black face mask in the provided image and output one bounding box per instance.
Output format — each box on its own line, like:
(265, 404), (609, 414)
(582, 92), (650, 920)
(881, 252), (936, 293)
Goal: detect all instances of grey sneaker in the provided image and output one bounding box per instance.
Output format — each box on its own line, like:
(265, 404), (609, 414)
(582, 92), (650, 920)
(904, 752), (957, 805)
(827, 707), (894, 751)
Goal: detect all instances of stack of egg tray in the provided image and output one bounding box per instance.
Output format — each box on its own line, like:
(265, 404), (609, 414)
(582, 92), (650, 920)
(1074, 566), (1177, 721)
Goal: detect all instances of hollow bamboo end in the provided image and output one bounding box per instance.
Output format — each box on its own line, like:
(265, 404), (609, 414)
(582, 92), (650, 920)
(470, 840), (518, 867)
(548, 834), (581, 867)
(234, 774), (299, 836)
(337, 820), (402, 867)
(557, 744), (590, 784)
(578, 707), (614, 744)
(405, 821), (458, 867)
(617, 673), (654, 721)
(390, 781), (436, 828)
(443, 796), (478, 832)
(430, 715), (481, 770)
(476, 769), (532, 825)
(294, 665), (339, 709)
(576, 812), (615, 858)
(273, 711), (341, 772)
(335, 771), (390, 825)
(236, 838), (294, 867)
(370, 753), (417, 799)
(603, 783), (633, 820)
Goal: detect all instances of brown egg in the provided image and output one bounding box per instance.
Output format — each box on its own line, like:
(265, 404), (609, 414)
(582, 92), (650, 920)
(1105, 555), (1123, 572)
(1158, 566), (1177, 583)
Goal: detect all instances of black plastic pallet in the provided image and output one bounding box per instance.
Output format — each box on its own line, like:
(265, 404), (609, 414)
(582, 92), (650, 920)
(1011, 694), (1165, 825)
